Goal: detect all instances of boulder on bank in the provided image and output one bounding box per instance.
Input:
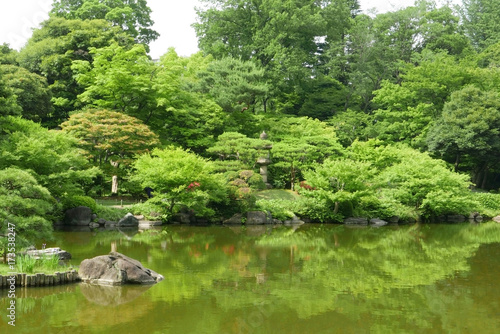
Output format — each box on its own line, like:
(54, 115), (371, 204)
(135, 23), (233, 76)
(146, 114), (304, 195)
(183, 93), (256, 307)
(79, 252), (164, 285)
(25, 247), (72, 260)
(246, 211), (272, 225)
(64, 206), (92, 226)
(370, 218), (388, 227)
(493, 215), (500, 223)
(118, 213), (139, 227)
(223, 213), (243, 224)
(344, 217), (368, 225)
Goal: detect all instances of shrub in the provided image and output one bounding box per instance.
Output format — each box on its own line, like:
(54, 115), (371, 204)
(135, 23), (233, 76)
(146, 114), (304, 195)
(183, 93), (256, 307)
(255, 199), (296, 221)
(94, 204), (128, 221)
(61, 195), (97, 212)
(248, 173), (266, 190)
(471, 192), (500, 217)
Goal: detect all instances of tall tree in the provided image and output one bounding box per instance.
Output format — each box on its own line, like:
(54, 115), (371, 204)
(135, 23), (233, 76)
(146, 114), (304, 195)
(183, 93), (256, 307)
(18, 17), (134, 127)
(0, 64), (53, 122)
(60, 109), (160, 194)
(72, 42), (157, 121)
(0, 71), (21, 118)
(197, 57), (268, 113)
(0, 168), (55, 258)
(427, 85), (500, 189)
(461, 0), (500, 51)
(194, 0), (360, 114)
(50, 0), (159, 46)
(0, 116), (98, 197)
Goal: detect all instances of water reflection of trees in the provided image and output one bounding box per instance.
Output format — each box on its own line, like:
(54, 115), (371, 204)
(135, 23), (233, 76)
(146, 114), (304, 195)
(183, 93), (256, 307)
(8, 222), (500, 333)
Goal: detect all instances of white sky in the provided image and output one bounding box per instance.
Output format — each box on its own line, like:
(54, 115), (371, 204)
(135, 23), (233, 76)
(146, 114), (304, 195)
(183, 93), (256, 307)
(0, 0), (462, 60)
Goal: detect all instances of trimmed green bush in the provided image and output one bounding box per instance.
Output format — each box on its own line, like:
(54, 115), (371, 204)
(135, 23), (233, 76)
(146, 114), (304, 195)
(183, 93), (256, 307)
(61, 195), (97, 212)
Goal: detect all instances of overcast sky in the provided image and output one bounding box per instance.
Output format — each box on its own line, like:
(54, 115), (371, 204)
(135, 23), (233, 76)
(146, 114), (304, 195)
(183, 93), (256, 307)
(0, 0), (461, 60)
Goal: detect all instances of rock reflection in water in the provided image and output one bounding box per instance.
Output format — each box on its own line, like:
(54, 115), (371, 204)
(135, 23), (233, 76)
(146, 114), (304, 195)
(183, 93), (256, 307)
(79, 283), (153, 306)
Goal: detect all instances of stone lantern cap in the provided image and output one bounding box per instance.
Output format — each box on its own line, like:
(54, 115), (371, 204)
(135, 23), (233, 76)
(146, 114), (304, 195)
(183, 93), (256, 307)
(257, 157), (272, 165)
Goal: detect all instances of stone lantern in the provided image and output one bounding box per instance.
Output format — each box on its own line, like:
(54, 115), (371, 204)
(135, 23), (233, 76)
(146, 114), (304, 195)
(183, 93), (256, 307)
(257, 131), (272, 188)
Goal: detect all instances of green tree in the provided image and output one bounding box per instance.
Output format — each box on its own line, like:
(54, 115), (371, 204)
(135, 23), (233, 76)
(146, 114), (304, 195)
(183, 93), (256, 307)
(18, 17), (134, 126)
(130, 147), (228, 219)
(194, 0), (359, 114)
(370, 50), (474, 147)
(0, 70), (21, 117)
(197, 57), (268, 113)
(60, 109), (159, 194)
(0, 64), (53, 122)
(427, 85), (500, 189)
(0, 168), (54, 259)
(0, 116), (98, 198)
(72, 43), (158, 121)
(207, 132), (271, 168)
(0, 43), (18, 65)
(50, 0), (159, 46)
(461, 0), (500, 50)
(264, 117), (344, 190)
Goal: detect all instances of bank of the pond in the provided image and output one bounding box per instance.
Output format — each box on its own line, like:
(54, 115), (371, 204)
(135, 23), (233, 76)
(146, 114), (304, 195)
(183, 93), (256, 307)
(0, 270), (79, 287)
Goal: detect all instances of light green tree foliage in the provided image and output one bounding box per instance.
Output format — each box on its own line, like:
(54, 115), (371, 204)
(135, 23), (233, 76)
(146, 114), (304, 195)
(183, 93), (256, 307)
(0, 43), (18, 65)
(351, 141), (474, 217)
(50, 0), (159, 46)
(264, 117), (344, 189)
(60, 109), (159, 193)
(300, 158), (376, 221)
(301, 141), (474, 221)
(18, 17), (134, 127)
(72, 43), (157, 120)
(0, 116), (98, 198)
(0, 64), (53, 122)
(427, 86), (500, 189)
(328, 108), (373, 146)
(197, 57), (269, 113)
(337, 1), (469, 113)
(461, 0), (500, 51)
(0, 70), (21, 117)
(370, 51), (473, 148)
(0, 168), (54, 255)
(152, 49), (227, 151)
(130, 147), (228, 220)
(207, 132), (271, 168)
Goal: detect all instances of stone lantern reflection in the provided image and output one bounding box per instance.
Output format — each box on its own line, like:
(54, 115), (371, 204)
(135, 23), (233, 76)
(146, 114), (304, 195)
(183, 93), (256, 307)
(257, 131), (272, 188)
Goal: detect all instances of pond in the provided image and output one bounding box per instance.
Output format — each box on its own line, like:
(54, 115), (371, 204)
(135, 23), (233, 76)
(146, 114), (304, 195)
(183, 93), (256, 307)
(1, 222), (500, 333)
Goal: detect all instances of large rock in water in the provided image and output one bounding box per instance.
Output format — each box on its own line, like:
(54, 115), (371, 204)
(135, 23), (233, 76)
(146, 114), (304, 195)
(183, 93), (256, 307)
(117, 213), (139, 227)
(79, 252), (164, 285)
(64, 206), (92, 226)
(246, 211), (272, 225)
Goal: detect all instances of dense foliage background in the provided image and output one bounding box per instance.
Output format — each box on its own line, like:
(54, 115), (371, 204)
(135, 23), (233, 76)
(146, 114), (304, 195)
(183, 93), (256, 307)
(2, 0), (500, 249)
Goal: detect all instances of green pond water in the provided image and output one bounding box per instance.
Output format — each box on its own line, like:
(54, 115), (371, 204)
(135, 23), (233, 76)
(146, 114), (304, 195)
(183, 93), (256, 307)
(1, 222), (500, 334)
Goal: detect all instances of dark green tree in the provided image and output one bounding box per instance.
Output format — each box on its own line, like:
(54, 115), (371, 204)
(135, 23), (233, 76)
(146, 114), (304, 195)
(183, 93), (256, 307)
(427, 85), (500, 189)
(0, 64), (53, 122)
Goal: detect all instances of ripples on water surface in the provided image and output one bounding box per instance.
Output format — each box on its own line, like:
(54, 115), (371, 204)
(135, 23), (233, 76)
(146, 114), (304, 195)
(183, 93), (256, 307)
(1, 222), (500, 333)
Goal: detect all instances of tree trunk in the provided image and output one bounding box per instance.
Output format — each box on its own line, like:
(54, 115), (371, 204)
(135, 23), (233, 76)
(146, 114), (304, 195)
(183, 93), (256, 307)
(481, 164), (489, 189)
(111, 175), (118, 194)
(454, 153), (461, 172)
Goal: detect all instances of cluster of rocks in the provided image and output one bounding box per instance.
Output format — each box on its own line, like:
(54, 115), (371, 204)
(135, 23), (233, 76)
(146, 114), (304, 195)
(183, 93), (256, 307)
(62, 206), (160, 229)
(24, 247), (72, 260)
(222, 211), (305, 225)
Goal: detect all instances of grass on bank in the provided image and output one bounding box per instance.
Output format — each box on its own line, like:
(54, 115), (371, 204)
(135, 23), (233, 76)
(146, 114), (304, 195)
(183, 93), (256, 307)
(0, 254), (70, 275)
